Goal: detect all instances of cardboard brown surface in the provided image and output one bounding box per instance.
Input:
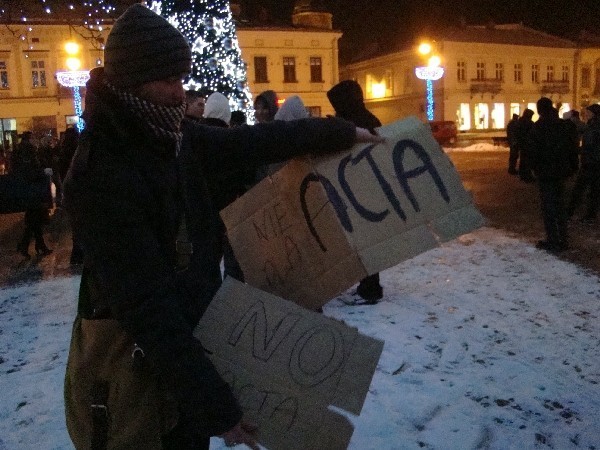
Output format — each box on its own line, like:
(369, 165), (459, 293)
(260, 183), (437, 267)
(195, 279), (384, 449)
(221, 117), (484, 308)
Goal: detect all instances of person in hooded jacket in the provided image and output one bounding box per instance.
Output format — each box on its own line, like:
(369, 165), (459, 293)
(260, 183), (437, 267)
(327, 80), (384, 304)
(567, 103), (600, 223)
(529, 97), (579, 252)
(62, 5), (383, 450)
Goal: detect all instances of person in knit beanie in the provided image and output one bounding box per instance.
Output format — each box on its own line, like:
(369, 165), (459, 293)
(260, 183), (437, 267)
(63, 5), (384, 450)
(103, 3), (192, 89)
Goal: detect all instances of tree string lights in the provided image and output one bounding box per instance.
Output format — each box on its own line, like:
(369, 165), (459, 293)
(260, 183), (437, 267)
(1, 0), (254, 116)
(151, 0), (253, 115)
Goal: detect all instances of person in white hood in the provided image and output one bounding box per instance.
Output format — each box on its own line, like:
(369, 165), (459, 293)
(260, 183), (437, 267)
(203, 92), (231, 127)
(274, 95), (309, 121)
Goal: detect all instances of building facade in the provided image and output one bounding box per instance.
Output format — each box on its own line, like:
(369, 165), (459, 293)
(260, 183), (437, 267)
(340, 24), (600, 129)
(0, 3), (341, 150)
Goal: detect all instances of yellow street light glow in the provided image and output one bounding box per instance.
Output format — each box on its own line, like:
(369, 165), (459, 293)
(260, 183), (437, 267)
(66, 56), (81, 71)
(418, 42), (432, 55)
(371, 82), (386, 99)
(428, 55), (441, 67)
(64, 41), (80, 55)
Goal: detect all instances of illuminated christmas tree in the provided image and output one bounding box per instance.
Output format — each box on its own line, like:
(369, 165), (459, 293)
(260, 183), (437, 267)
(1, 1), (253, 113)
(152, 0), (253, 113)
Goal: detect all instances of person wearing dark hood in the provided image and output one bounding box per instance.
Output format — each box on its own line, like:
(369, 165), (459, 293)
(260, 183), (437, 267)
(62, 5), (383, 449)
(12, 131), (53, 258)
(529, 97), (579, 253)
(515, 108), (536, 182)
(327, 80), (384, 304)
(567, 103), (600, 223)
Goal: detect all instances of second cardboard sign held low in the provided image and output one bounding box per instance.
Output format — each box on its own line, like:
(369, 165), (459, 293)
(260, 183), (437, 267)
(221, 117), (484, 309)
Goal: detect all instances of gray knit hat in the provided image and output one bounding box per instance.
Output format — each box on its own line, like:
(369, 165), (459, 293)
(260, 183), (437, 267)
(104, 4), (192, 88)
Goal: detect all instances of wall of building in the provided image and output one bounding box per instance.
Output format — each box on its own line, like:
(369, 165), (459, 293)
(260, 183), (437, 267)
(0, 23), (108, 141)
(0, 21), (342, 142)
(237, 28), (342, 117)
(342, 33), (600, 130)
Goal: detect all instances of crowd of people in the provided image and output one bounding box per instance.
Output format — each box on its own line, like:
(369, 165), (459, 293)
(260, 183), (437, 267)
(4, 3), (599, 449)
(507, 99), (600, 253)
(3, 127), (82, 261)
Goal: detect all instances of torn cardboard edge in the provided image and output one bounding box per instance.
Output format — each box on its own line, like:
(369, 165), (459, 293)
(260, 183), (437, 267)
(195, 279), (384, 449)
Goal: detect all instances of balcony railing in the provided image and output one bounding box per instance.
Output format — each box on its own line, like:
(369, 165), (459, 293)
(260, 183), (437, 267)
(540, 80), (570, 95)
(470, 78), (503, 95)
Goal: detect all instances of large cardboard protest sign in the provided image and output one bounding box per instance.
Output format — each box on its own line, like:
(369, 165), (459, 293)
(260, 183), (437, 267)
(194, 278), (384, 450)
(221, 117), (484, 309)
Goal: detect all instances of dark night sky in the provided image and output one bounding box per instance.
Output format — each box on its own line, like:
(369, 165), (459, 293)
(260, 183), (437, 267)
(256, 0), (600, 62)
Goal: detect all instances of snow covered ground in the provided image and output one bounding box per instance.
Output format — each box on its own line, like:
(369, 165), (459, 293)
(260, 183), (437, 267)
(0, 227), (598, 450)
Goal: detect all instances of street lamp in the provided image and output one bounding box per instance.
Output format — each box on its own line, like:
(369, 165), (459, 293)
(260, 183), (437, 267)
(415, 41), (444, 121)
(56, 41), (89, 132)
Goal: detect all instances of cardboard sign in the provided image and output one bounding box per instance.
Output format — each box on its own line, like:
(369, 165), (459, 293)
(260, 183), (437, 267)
(221, 117), (484, 309)
(195, 279), (384, 450)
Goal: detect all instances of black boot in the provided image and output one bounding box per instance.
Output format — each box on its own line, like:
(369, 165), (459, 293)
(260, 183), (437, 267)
(17, 242), (31, 259)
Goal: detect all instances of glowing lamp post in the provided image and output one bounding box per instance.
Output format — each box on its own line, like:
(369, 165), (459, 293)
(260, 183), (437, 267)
(57, 41), (89, 132)
(415, 43), (444, 121)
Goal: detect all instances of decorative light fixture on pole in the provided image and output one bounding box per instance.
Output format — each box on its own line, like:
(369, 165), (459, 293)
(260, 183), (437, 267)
(415, 42), (444, 121)
(56, 41), (89, 132)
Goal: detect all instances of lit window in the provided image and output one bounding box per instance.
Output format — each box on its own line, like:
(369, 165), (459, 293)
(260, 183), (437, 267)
(476, 62), (485, 80)
(531, 64), (539, 84)
(254, 56), (268, 83)
(457, 61), (466, 82)
(581, 67), (590, 88)
(0, 61), (8, 88)
(310, 57), (322, 82)
(31, 60), (47, 88)
(495, 63), (504, 81)
(562, 65), (569, 82)
(514, 63), (522, 83)
(306, 106), (321, 117)
(283, 57), (297, 83)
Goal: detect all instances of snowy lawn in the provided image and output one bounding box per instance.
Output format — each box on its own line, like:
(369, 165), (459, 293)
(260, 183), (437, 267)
(0, 227), (598, 450)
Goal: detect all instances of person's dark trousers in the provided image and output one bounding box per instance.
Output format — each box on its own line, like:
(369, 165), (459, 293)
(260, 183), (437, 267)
(161, 419), (210, 450)
(223, 234), (244, 282)
(356, 273), (383, 303)
(568, 165), (600, 219)
(18, 207), (49, 253)
(538, 179), (568, 246)
(518, 149), (535, 182)
(508, 145), (519, 174)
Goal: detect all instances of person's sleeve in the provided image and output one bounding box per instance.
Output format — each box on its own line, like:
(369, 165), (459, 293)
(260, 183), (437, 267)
(192, 116), (356, 173)
(69, 155), (242, 436)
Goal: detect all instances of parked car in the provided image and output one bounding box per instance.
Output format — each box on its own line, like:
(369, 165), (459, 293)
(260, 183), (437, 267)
(428, 121), (457, 145)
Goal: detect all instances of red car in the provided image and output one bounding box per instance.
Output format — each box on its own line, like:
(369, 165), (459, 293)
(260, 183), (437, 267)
(429, 121), (458, 145)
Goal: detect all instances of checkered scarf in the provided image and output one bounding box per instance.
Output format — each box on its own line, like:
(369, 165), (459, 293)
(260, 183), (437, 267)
(106, 81), (185, 152)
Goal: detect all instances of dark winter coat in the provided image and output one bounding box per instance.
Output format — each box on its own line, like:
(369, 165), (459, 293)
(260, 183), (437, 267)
(11, 139), (43, 181)
(528, 110), (579, 181)
(506, 117), (519, 146)
(63, 67), (356, 447)
(580, 116), (600, 168)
